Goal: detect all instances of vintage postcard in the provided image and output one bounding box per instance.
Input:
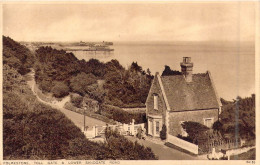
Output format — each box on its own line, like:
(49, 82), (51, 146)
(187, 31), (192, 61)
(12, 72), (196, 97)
(0, 1), (259, 165)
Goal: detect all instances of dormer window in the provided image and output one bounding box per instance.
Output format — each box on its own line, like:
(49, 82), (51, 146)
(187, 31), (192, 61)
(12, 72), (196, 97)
(153, 94), (158, 110)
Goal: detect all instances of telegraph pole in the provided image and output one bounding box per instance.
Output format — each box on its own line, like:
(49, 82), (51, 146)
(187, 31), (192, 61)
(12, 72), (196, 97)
(83, 106), (86, 131)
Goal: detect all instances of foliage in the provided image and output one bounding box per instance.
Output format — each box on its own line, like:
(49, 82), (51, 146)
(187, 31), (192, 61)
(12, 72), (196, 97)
(219, 95), (255, 140)
(104, 62), (152, 107)
(212, 120), (223, 132)
(70, 93), (83, 108)
(104, 128), (157, 160)
(70, 72), (97, 96)
(34, 46), (153, 108)
(3, 36), (34, 75)
(51, 81), (70, 98)
(136, 126), (142, 139)
(161, 65), (182, 76)
(3, 67), (99, 159)
(160, 124), (167, 140)
(100, 104), (147, 124)
(181, 121), (210, 144)
(220, 97), (232, 105)
(3, 37), (156, 160)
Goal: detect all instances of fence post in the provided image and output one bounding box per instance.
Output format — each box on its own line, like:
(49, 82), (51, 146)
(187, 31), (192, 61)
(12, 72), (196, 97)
(131, 119), (135, 135)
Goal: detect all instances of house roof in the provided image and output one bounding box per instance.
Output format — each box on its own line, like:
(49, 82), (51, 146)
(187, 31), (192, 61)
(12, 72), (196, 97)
(160, 72), (219, 111)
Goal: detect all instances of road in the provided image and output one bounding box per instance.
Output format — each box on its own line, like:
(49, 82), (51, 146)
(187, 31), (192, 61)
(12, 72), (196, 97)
(26, 70), (106, 129)
(126, 136), (204, 160)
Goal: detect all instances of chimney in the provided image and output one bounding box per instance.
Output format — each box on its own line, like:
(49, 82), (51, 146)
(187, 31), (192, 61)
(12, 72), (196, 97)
(180, 57), (193, 82)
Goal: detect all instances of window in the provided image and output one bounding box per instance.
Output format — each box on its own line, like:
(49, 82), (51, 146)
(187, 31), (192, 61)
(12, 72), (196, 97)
(154, 94), (158, 110)
(204, 118), (213, 128)
(156, 121), (160, 135)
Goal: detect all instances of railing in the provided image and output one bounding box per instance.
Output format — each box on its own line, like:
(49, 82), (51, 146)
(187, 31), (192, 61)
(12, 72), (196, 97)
(199, 138), (241, 154)
(82, 119), (145, 139)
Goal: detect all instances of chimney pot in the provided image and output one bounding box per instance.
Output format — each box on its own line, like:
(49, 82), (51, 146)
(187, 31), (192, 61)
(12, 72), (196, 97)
(180, 57), (193, 82)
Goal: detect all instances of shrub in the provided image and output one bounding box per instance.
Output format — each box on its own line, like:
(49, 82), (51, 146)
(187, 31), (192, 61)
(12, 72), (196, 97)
(70, 72), (97, 95)
(51, 81), (70, 98)
(104, 128), (157, 160)
(100, 104), (146, 124)
(160, 124), (167, 140)
(181, 121), (209, 144)
(70, 93), (83, 108)
(136, 126), (142, 139)
(212, 120), (223, 132)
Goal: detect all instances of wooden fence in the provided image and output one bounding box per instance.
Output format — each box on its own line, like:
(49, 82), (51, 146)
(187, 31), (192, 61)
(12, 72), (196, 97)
(199, 138), (241, 154)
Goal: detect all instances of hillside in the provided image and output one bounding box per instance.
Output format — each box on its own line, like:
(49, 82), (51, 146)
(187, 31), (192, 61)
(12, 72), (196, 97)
(34, 46), (153, 108)
(3, 36), (35, 75)
(2, 36), (157, 160)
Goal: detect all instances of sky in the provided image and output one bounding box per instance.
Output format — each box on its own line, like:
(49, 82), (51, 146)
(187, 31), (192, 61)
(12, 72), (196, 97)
(3, 2), (256, 42)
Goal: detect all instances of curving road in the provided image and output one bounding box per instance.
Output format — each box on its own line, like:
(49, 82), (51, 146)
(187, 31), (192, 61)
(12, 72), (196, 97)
(26, 70), (106, 130)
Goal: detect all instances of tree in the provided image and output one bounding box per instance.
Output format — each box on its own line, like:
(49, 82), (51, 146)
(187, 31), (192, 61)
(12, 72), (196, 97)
(161, 65), (182, 76)
(160, 124), (167, 140)
(51, 81), (70, 98)
(70, 72), (97, 96)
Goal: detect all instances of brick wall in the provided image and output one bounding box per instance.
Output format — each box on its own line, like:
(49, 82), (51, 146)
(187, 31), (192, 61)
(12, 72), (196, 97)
(146, 75), (167, 124)
(168, 109), (219, 136)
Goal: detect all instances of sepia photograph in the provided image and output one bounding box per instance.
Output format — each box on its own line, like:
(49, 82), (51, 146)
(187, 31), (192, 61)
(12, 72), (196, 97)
(1, 1), (258, 163)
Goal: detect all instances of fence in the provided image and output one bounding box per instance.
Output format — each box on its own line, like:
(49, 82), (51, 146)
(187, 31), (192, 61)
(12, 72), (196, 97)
(167, 135), (199, 154)
(199, 138), (242, 154)
(82, 119), (145, 139)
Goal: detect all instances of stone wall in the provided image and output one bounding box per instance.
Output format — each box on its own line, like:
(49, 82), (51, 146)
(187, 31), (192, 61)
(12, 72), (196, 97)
(168, 109), (219, 136)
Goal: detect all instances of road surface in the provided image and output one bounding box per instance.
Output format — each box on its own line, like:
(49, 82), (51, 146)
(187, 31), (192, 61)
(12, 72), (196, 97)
(126, 136), (204, 160)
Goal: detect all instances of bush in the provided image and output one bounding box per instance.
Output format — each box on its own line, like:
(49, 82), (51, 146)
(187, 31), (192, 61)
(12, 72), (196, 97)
(160, 124), (167, 140)
(104, 128), (157, 160)
(100, 104), (146, 124)
(70, 93), (83, 108)
(181, 121), (209, 144)
(70, 72), (97, 96)
(136, 126), (142, 139)
(51, 81), (70, 98)
(212, 120), (223, 132)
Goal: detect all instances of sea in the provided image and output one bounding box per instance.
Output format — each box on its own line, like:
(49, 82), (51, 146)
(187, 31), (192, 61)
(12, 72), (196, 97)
(71, 41), (255, 101)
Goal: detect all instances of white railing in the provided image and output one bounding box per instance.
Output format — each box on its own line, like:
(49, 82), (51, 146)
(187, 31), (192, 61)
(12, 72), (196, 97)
(82, 119), (145, 139)
(167, 135), (199, 154)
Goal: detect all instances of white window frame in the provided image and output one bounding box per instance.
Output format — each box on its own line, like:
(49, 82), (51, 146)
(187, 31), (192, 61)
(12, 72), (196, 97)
(203, 118), (214, 128)
(153, 94), (158, 110)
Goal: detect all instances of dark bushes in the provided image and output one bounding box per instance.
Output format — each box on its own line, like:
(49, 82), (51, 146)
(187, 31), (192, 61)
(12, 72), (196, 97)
(51, 81), (70, 98)
(3, 36), (34, 75)
(100, 104), (147, 124)
(104, 128), (157, 160)
(160, 124), (167, 140)
(70, 93), (83, 108)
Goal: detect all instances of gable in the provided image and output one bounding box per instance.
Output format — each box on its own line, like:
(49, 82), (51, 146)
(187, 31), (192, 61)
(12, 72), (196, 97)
(145, 73), (168, 115)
